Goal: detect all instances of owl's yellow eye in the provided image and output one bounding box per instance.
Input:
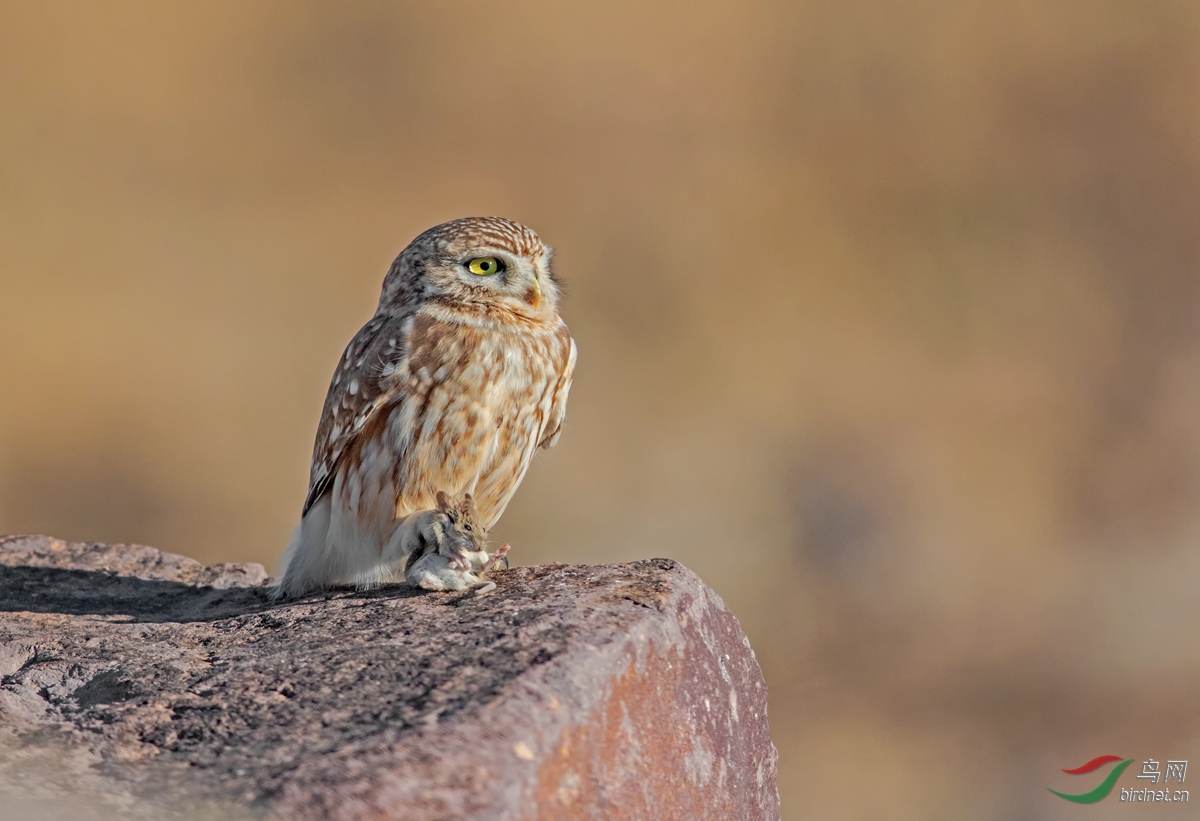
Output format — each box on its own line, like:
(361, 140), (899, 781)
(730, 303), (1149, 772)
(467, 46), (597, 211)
(466, 257), (504, 276)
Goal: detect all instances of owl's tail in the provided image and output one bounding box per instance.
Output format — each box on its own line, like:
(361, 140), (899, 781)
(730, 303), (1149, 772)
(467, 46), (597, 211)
(272, 495), (335, 600)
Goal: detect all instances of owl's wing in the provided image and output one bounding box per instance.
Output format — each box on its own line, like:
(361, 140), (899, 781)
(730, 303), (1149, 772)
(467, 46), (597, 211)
(539, 330), (577, 450)
(302, 313), (411, 515)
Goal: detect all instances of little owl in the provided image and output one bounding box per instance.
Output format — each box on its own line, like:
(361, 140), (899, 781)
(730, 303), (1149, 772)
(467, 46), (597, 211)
(275, 217), (577, 598)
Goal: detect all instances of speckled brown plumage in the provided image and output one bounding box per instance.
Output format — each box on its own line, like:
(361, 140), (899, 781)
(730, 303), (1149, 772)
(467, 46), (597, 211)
(277, 217), (576, 597)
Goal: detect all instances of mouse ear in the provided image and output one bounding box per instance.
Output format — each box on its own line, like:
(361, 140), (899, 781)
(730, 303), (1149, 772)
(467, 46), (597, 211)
(435, 490), (451, 512)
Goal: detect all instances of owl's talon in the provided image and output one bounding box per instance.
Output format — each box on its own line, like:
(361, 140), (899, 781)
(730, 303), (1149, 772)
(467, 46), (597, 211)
(486, 543), (511, 572)
(399, 492), (496, 591)
(407, 551), (481, 591)
(442, 536), (477, 571)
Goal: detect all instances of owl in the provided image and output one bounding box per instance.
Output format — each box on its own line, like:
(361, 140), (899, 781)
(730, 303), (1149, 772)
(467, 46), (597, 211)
(275, 217), (577, 598)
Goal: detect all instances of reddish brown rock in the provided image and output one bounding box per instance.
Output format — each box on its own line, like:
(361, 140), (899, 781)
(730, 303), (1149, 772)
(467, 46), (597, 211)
(0, 535), (779, 820)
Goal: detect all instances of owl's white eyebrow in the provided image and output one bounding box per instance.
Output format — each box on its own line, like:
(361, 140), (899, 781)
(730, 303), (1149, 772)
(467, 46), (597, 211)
(457, 248), (512, 261)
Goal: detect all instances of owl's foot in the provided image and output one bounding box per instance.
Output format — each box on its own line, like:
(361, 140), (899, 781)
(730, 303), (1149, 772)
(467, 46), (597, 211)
(399, 493), (501, 592)
(405, 551), (484, 592)
(486, 543), (511, 572)
(405, 550), (501, 593)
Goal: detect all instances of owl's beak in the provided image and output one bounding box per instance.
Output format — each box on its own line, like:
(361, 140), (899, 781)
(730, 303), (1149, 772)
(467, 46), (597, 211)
(526, 278), (542, 310)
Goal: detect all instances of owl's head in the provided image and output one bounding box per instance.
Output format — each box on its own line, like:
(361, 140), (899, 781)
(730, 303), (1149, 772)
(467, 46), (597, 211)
(378, 217), (561, 322)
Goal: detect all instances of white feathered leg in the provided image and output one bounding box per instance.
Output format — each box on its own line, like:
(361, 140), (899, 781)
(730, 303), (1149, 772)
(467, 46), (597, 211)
(274, 502), (438, 598)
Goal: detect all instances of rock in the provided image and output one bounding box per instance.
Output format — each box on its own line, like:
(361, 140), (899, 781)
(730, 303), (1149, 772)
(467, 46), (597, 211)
(0, 535), (780, 820)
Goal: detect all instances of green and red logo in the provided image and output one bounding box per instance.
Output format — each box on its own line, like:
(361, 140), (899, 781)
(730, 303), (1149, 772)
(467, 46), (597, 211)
(1048, 755), (1135, 803)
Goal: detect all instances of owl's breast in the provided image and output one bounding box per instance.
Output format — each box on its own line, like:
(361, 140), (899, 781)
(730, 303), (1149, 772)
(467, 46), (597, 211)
(391, 316), (565, 526)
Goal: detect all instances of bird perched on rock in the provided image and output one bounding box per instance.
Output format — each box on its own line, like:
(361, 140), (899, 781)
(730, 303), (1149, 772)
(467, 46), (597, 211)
(275, 217), (576, 598)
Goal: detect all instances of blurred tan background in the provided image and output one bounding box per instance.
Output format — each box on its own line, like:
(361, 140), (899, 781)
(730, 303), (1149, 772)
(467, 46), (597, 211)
(2, 2), (1199, 818)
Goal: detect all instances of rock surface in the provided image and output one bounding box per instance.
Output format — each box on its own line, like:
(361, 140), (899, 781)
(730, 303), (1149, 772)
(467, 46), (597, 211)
(0, 535), (780, 820)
